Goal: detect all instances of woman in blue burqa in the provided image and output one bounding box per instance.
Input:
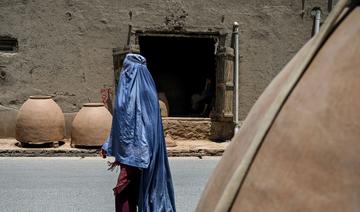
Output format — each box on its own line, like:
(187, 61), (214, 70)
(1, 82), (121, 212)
(101, 53), (176, 212)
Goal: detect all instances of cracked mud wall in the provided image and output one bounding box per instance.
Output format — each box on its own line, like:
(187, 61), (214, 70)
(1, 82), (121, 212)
(0, 0), (330, 119)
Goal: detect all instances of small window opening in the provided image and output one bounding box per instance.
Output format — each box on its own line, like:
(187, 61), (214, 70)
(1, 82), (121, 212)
(0, 37), (18, 52)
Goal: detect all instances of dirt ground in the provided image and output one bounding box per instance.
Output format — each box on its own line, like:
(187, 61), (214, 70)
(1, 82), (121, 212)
(0, 138), (228, 157)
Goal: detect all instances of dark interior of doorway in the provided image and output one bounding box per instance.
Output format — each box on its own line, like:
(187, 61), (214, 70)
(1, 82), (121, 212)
(139, 35), (216, 117)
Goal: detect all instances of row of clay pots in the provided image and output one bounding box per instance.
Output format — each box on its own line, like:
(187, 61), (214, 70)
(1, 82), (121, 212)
(15, 96), (112, 147)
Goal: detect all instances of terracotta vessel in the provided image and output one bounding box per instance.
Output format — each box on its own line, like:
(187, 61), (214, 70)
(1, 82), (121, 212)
(159, 100), (168, 117)
(15, 95), (65, 144)
(158, 92), (170, 115)
(197, 3), (360, 212)
(71, 103), (112, 147)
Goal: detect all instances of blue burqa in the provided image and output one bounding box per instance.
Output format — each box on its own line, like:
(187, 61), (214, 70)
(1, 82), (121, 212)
(102, 53), (176, 212)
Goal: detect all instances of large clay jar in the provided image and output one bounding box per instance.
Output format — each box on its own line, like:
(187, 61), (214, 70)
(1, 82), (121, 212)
(159, 100), (168, 117)
(197, 3), (360, 212)
(16, 96), (65, 144)
(71, 103), (112, 147)
(158, 92), (170, 116)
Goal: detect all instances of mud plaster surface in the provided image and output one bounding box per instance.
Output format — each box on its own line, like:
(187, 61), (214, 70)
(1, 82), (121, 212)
(0, 0), (330, 119)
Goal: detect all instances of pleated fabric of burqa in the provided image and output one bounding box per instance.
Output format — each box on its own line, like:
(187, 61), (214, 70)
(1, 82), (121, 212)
(103, 53), (176, 212)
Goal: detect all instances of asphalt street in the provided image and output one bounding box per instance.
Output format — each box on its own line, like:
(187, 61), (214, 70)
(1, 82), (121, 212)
(0, 157), (220, 212)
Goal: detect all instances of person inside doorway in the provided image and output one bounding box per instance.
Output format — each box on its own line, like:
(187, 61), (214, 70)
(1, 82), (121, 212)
(191, 78), (214, 117)
(101, 53), (176, 212)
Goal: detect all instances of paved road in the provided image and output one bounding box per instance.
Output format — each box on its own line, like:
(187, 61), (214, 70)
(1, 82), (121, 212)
(0, 157), (220, 212)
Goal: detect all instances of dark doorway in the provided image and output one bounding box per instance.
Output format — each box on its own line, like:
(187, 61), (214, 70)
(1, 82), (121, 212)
(139, 35), (216, 117)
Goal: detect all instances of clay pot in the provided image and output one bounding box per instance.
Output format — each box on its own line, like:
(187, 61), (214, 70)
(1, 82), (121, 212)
(159, 100), (168, 117)
(158, 92), (170, 116)
(71, 103), (112, 147)
(15, 96), (65, 144)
